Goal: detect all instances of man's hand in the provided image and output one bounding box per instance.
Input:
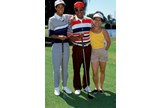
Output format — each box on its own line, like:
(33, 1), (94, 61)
(69, 15), (75, 23)
(78, 33), (84, 39)
(58, 35), (67, 40)
(69, 33), (84, 42)
(69, 36), (79, 42)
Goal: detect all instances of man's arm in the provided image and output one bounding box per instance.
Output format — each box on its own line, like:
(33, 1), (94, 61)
(49, 34), (67, 41)
(69, 33), (84, 42)
(48, 18), (67, 41)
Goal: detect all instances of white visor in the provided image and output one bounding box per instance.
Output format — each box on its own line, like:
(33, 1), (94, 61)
(93, 13), (104, 20)
(55, 0), (66, 7)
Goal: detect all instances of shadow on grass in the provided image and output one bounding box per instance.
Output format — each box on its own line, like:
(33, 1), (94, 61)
(45, 37), (52, 47)
(45, 43), (52, 47)
(59, 90), (116, 108)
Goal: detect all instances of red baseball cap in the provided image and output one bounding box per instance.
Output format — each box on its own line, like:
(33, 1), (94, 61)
(74, 1), (84, 8)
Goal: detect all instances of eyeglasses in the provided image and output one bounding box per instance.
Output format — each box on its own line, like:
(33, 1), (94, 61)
(75, 9), (84, 12)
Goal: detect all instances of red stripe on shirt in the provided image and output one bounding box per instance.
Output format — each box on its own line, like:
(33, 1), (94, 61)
(82, 19), (92, 24)
(73, 31), (89, 36)
(71, 19), (92, 26)
(71, 20), (81, 26)
(75, 37), (90, 41)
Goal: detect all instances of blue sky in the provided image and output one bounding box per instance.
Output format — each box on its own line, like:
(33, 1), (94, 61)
(85, 0), (116, 18)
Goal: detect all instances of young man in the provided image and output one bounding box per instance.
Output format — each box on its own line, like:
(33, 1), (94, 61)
(69, 1), (92, 95)
(48, 0), (72, 96)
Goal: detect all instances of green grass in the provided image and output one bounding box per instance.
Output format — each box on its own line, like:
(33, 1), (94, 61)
(45, 28), (48, 37)
(45, 38), (116, 108)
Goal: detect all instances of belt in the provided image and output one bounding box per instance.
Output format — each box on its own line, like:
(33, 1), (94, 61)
(73, 43), (90, 47)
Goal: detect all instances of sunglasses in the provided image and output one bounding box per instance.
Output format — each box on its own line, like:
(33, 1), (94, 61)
(75, 9), (84, 12)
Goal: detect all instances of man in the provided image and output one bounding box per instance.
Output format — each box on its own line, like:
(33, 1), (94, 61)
(48, 0), (72, 96)
(69, 1), (92, 95)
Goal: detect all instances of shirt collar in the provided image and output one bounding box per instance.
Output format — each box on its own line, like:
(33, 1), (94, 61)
(75, 15), (85, 22)
(55, 13), (64, 21)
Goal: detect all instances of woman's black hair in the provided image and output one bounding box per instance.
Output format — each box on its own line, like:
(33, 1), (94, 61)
(93, 11), (106, 22)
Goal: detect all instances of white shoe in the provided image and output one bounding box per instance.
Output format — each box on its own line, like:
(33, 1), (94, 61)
(54, 87), (60, 96)
(74, 90), (81, 95)
(63, 86), (72, 94)
(84, 86), (91, 93)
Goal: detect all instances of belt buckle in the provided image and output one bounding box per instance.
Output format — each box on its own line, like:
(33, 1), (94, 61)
(84, 44), (89, 47)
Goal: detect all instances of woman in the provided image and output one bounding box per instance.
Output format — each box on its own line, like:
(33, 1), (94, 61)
(90, 11), (111, 94)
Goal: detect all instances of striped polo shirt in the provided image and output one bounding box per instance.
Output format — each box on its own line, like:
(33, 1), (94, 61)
(48, 13), (72, 44)
(71, 15), (92, 46)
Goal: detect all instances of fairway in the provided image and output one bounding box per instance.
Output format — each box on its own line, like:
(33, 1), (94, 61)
(45, 38), (116, 108)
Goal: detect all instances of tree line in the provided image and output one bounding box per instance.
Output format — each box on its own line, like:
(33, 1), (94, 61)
(87, 13), (116, 29)
(45, 0), (86, 25)
(45, 0), (116, 29)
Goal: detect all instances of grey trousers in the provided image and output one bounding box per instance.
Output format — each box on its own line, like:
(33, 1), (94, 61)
(52, 43), (69, 88)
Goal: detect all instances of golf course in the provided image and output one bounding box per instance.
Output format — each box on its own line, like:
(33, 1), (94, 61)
(45, 37), (116, 108)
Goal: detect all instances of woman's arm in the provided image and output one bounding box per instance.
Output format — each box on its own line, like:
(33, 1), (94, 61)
(103, 29), (111, 50)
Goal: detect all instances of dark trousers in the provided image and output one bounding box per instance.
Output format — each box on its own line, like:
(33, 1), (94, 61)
(72, 45), (92, 90)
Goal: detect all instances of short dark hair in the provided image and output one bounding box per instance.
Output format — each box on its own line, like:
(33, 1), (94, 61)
(93, 11), (106, 22)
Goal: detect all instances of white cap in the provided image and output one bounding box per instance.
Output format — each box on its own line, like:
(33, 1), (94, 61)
(93, 13), (104, 20)
(55, 0), (65, 7)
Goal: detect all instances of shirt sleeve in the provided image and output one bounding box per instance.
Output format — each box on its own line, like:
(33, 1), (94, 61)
(65, 14), (73, 20)
(48, 18), (55, 36)
(65, 14), (73, 37)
